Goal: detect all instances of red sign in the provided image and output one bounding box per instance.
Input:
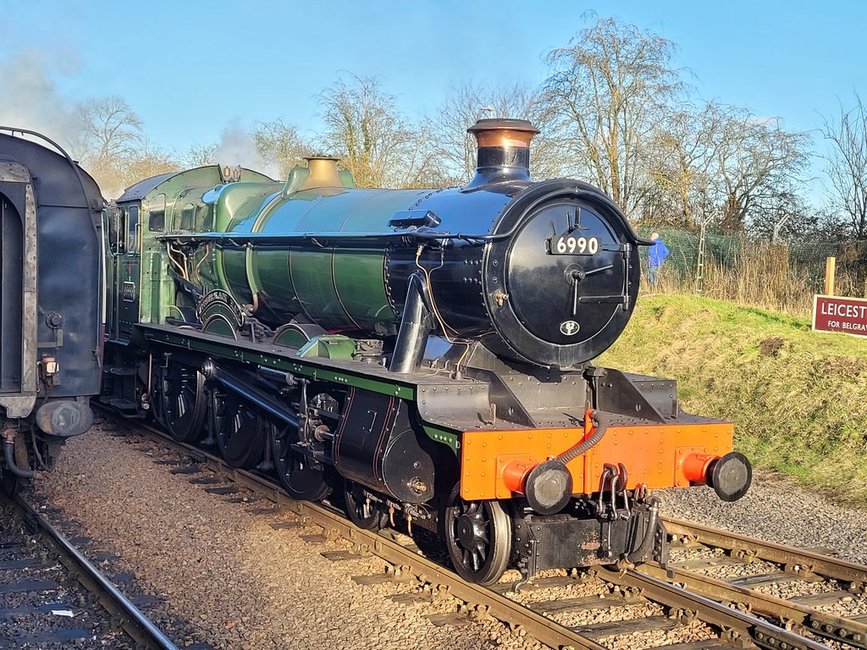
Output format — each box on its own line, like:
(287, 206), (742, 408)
(813, 295), (867, 336)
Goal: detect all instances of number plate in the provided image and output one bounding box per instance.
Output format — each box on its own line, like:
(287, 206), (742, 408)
(122, 281), (136, 302)
(548, 235), (599, 255)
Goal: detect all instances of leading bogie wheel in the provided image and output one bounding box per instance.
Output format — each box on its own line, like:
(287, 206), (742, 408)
(343, 479), (388, 531)
(444, 484), (512, 585)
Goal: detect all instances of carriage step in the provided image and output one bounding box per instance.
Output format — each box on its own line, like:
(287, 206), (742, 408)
(100, 397), (138, 412)
(104, 365), (137, 376)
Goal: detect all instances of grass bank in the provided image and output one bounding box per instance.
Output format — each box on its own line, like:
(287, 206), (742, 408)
(597, 294), (867, 504)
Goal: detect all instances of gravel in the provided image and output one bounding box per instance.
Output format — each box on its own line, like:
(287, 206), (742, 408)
(0, 500), (135, 649)
(28, 421), (542, 650)
(658, 469), (867, 565)
(22, 417), (867, 650)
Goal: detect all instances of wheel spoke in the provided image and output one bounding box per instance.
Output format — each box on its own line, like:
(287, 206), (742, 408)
(270, 418), (330, 501)
(159, 363), (205, 443)
(214, 393), (265, 470)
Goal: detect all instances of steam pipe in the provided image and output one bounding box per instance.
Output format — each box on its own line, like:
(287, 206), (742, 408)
(389, 272), (434, 373)
(201, 361), (299, 428)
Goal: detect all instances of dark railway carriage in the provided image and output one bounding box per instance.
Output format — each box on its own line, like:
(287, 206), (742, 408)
(0, 128), (104, 490)
(104, 119), (751, 585)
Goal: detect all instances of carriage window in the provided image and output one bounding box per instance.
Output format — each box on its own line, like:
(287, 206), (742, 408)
(149, 194), (166, 231)
(126, 206), (140, 253)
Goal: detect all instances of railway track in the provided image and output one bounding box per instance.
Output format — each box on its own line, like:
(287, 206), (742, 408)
(97, 412), (867, 650)
(651, 519), (867, 648)
(0, 489), (177, 649)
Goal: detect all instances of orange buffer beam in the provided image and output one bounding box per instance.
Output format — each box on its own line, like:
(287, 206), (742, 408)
(460, 420), (734, 501)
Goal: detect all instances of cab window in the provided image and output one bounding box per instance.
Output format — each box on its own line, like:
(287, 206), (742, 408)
(126, 206), (140, 253)
(178, 203), (195, 230)
(198, 203), (213, 231)
(112, 207), (126, 254)
(149, 194), (166, 232)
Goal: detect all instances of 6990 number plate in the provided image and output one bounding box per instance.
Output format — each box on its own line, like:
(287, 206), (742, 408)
(548, 235), (600, 255)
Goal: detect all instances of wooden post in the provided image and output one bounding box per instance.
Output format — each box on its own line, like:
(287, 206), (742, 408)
(824, 256), (836, 296)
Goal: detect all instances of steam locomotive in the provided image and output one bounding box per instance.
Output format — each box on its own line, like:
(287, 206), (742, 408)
(0, 128), (104, 493)
(3, 119), (752, 586)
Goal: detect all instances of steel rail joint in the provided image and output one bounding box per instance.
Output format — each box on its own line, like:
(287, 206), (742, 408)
(599, 566), (832, 650)
(664, 517), (867, 585)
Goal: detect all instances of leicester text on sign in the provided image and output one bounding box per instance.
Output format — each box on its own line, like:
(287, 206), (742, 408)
(813, 295), (867, 336)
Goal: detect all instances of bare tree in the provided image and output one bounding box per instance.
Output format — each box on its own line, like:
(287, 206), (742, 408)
(182, 143), (218, 168)
(72, 95), (173, 197)
(120, 145), (178, 190)
(317, 74), (436, 188)
(254, 119), (310, 178)
(822, 94), (867, 239)
(714, 111), (809, 233)
(645, 102), (726, 227)
(425, 82), (538, 184)
(744, 188), (811, 242)
(75, 96), (144, 161)
(643, 101), (809, 234)
(539, 16), (683, 215)
(86, 143), (178, 199)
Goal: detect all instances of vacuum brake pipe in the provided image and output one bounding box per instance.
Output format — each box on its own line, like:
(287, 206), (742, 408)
(558, 409), (610, 465)
(502, 409), (609, 515)
(3, 427), (34, 478)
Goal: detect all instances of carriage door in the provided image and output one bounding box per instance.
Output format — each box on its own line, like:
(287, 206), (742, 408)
(111, 204), (141, 341)
(0, 174), (37, 417)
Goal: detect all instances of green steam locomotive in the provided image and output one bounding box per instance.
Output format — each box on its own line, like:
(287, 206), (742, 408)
(101, 119), (750, 585)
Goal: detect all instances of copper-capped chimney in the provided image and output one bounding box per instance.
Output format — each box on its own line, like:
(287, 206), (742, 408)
(465, 118), (540, 189)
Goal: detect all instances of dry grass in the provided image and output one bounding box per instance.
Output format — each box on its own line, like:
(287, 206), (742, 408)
(652, 241), (866, 317)
(598, 294), (867, 504)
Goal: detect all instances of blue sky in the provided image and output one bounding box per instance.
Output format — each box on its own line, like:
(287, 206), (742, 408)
(1, 0), (865, 189)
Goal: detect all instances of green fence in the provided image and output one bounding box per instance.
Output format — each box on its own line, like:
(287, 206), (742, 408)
(641, 228), (867, 296)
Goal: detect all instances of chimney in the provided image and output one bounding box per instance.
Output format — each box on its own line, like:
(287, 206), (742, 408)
(301, 156), (342, 189)
(465, 118), (539, 189)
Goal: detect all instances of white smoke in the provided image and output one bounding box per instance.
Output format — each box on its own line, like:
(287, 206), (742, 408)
(212, 118), (283, 180)
(0, 50), (82, 155)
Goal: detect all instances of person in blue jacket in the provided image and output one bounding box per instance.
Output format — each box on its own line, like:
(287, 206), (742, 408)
(647, 232), (670, 288)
